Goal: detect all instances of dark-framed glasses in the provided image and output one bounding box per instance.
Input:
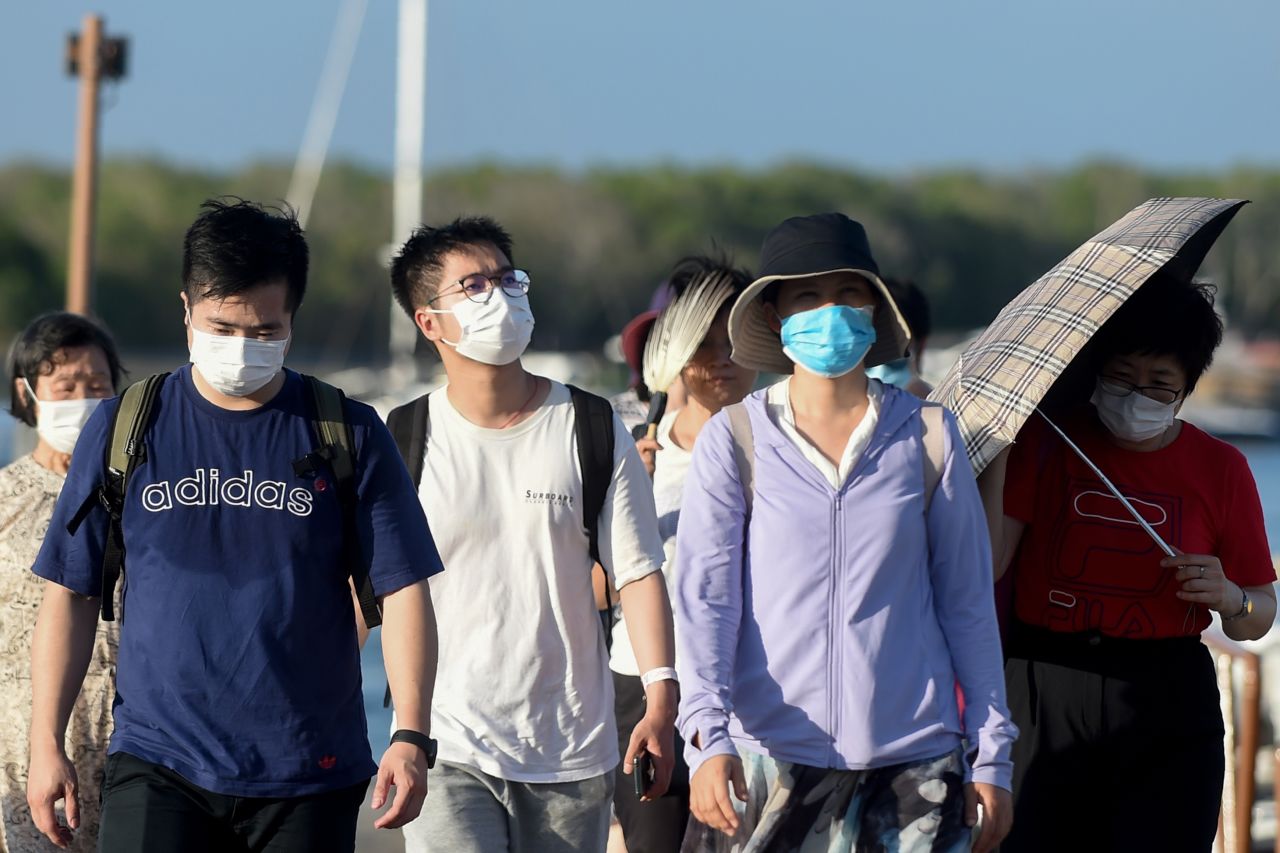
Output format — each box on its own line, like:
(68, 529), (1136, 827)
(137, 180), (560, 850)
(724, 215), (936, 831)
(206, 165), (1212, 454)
(430, 269), (531, 304)
(1098, 376), (1182, 406)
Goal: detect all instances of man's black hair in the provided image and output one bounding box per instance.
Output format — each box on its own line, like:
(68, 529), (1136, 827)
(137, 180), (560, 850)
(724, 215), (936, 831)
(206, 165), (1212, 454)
(1087, 271), (1223, 394)
(883, 278), (932, 342)
(7, 312), (124, 427)
(390, 217), (515, 317)
(182, 198), (309, 313)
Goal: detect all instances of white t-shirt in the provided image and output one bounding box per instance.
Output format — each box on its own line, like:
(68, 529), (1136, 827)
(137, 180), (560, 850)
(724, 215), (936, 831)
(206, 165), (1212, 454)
(765, 377), (883, 489)
(608, 387), (649, 435)
(409, 381), (666, 783)
(610, 409), (691, 676)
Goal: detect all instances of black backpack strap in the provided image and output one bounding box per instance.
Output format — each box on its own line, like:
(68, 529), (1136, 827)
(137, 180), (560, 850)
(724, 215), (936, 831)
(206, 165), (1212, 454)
(383, 393), (433, 709)
(567, 385), (615, 566)
(567, 385), (617, 649)
(387, 393), (431, 489)
(299, 376), (381, 632)
(68, 372), (168, 622)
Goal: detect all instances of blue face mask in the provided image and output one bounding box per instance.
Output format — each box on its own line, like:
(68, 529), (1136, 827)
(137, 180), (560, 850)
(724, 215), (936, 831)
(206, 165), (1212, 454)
(866, 357), (912, 389)
(780, 305), (877, 378)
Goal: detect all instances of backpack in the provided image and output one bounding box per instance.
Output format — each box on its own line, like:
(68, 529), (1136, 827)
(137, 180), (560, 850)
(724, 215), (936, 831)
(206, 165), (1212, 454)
(382, 384), (617, 707)
(66, 373), (381, 631)
(385, 384), (616, 564)
(723, 399), (947, 518)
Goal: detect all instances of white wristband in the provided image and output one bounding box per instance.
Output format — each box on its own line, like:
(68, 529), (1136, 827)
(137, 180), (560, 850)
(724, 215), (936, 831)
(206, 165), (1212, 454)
(641, 667), (678, 688)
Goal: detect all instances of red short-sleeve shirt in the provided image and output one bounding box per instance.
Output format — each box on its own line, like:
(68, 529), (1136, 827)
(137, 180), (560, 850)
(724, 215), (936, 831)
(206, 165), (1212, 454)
(1004, 412), (1275, 638)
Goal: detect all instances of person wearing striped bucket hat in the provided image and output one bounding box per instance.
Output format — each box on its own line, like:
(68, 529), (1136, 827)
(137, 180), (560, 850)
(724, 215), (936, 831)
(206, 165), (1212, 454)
(673, 213), (1015, 852)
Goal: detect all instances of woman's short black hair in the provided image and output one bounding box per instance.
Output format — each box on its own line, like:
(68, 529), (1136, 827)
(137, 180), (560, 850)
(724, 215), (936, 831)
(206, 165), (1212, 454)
(666, 252), (754, 301)
(883, 278), (932, 342)
(1087, 271), (1223, 394)
(7, 312), (125, 427)
(183, 198), (309, 313)
(760, 272), (885, 317)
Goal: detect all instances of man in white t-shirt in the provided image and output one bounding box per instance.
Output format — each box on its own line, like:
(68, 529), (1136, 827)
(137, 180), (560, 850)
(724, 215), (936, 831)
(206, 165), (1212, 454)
(387, 216), (678, 852)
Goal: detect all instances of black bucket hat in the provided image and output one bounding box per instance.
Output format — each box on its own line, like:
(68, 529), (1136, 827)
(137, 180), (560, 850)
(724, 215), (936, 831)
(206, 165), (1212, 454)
(729, 213), (911, 373)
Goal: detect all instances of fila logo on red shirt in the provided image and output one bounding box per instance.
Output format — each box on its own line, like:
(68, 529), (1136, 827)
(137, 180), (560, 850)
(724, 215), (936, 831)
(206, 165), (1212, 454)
(140, 468), (314, 517)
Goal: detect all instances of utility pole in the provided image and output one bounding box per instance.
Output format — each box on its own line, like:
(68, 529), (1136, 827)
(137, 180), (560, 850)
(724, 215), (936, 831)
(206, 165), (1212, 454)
(65, 15), (127, 315)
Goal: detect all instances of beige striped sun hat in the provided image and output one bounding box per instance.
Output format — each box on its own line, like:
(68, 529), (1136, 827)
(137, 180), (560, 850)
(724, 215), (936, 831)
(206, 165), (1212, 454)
(729, 213), (911, 374)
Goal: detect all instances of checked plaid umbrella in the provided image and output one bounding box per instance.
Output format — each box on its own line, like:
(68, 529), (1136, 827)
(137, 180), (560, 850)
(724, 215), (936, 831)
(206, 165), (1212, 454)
(929, 196), (1247, 479)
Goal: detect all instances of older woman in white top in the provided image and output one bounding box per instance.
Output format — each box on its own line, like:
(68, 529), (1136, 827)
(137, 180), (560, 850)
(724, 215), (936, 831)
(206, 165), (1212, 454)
(1, 313), (122, 852)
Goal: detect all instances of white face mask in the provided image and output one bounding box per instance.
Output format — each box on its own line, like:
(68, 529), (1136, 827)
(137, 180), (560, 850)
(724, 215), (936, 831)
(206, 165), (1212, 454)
(188, 320), (289, 397)
(427, 290), (535, 366)
(24, 379), (102, 454)
(1091, 378), (1178, 442)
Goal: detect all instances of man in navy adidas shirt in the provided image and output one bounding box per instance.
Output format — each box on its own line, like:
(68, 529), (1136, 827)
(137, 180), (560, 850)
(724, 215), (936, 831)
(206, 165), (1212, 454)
(26, 199), (443, 852)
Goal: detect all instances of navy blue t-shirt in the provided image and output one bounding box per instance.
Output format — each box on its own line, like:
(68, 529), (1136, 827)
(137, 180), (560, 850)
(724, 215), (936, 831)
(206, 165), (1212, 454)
(33, 366), (443, 797)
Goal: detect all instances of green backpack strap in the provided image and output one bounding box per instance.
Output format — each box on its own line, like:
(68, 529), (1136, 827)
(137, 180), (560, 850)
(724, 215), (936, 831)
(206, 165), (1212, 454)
(299, 376), (382, 631)
(66, 372), (169, 622)
(920, 403), (946, 513)
(724, 402), (755, 520)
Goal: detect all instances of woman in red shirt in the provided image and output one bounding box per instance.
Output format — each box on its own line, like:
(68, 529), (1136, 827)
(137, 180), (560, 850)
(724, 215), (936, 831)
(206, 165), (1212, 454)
(980, 273), (1276, 853)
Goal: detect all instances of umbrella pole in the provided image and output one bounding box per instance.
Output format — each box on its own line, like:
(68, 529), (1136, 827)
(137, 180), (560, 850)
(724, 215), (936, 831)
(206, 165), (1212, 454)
(1034, 409), (1177, 558)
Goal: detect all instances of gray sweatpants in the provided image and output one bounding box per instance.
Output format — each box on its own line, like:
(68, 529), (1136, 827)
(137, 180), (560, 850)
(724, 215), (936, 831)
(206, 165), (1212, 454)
(402, 761), (614, 853)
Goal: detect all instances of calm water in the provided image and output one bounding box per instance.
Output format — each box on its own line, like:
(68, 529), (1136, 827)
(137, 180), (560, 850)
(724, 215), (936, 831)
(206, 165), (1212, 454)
(1246, 443), (1280, 546)
(363, 631), (393, 761)
(360, 442), (1280, 760)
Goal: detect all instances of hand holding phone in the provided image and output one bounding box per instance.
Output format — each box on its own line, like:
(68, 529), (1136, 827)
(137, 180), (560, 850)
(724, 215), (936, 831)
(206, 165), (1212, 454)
(633, 752), (654, 799)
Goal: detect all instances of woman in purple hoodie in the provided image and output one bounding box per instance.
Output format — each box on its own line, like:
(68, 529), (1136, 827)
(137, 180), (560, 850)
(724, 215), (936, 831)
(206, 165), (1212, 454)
(674, 214), (1016, 853)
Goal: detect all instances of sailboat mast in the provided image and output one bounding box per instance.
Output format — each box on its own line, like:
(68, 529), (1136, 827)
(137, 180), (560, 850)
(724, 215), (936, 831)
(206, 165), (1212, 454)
(390, 0), (427, 382)
(287, 0), (369, 229)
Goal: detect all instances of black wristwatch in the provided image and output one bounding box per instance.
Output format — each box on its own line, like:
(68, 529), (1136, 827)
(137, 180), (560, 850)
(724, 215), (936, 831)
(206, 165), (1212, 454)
(390, 729), (438, 769)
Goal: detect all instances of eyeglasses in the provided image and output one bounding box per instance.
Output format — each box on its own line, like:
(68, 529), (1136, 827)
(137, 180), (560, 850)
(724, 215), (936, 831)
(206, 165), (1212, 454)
(1098, 376), (1183, 405)
(428, 269), (531, 305)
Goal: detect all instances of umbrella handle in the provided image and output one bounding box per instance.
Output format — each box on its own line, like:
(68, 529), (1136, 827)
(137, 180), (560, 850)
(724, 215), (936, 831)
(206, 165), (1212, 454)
(640, 391), (669, 439)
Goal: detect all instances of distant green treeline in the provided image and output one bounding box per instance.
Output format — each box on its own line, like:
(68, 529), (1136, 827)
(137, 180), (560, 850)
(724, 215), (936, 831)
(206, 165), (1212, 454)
(2, 158), (1278, 363)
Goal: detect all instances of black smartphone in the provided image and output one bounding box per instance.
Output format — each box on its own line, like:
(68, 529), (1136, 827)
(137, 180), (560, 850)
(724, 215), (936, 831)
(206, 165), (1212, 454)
(633, 752), (653, 799)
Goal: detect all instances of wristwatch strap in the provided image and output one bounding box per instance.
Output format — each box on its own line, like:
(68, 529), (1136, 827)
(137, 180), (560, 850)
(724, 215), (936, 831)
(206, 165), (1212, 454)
(1224, 589), (1252, 622)
(390, 729), (437, 769)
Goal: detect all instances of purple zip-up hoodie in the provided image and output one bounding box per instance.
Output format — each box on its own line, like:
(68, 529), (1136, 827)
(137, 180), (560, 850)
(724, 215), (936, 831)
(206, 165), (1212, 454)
(674, 384), (1017, 789)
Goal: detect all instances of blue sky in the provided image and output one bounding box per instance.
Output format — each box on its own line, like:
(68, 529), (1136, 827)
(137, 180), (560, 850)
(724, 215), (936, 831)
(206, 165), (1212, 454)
(3, 0), (1277, 173)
